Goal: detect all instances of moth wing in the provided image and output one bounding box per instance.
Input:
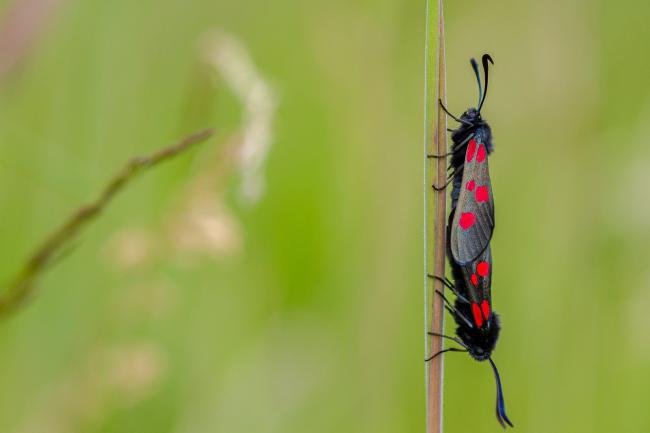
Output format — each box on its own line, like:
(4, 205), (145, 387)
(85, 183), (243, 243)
(459, 245), (492, 303)
(450, 139), (494, 265)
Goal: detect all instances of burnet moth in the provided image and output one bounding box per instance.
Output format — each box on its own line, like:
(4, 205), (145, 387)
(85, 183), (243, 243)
(427, 54), (513, 428)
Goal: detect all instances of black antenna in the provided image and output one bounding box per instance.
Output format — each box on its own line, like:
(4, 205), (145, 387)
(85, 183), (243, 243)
(477, 54), (494, 113)
(488, 357), (514, 428)
(470, 58), (483, 109)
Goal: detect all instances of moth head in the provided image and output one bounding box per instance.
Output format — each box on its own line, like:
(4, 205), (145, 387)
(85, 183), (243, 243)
(460, 107), (481, 125)
(456, 312), (501, 361)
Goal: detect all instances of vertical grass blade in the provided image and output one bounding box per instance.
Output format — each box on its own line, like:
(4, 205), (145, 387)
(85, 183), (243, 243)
(424, 0), (447, 432)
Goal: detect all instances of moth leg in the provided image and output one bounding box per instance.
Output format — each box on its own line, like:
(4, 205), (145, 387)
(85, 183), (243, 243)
(428, 274), (454, 290)
(432, 165), (464, 190)
(427, 331), (467, 347)
(431, 184), (446, 192)
(435, 290), (474, 329)
(435, 289), (455, 309)
(427, 151), (454, 159)
(446, 164), (463, 180)
(446, 135), (474, 159)
(432, 177), (454, 191)
(429, 282), (474, 328)
(425, 347), (466, 362)
(456, 134), (473, 146)
(438, 99), (473, 126)
(444, 304), (467, 325)
(428, 274), (471, 305)
(443, 276), (455, 288)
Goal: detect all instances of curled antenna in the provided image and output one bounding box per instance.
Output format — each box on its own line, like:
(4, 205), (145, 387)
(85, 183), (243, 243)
(488, 357), (514, 429)
(470, 58), (483, 109)
(477, 54), (494, 112)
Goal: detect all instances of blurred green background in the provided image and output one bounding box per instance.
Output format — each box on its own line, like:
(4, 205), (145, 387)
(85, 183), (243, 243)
(0, 0), (646, 432)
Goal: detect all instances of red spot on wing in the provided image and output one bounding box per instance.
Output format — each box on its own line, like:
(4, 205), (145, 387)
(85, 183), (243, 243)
(476, 144), (487, 162)
(470, 274), (478, 286)
(466, 139), (477, 162)
(476, 261), (490, 277)
(481, 300), (491, 320)
(471, 303), (484, 327)
(459, 212), (476, 230)
(466, 180), (476, 191)
(475, 185), (489, 202)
